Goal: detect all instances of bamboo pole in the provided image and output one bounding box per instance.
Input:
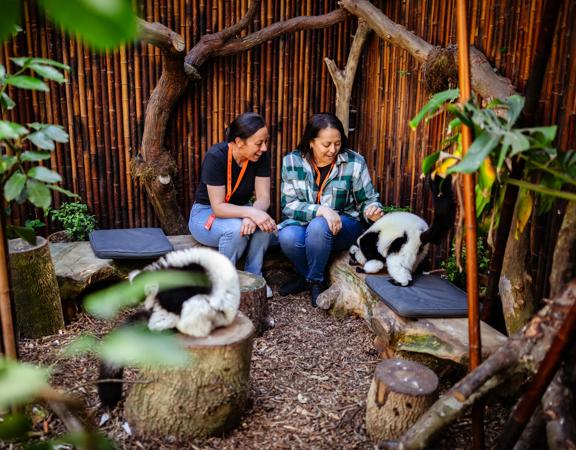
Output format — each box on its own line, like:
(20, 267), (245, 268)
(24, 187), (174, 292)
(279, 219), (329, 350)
(456, 1), (483, 448)
(0, 214), (17, 359)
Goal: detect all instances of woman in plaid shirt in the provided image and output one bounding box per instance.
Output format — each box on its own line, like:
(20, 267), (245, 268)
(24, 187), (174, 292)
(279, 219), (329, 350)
(278, 113), (384, 306)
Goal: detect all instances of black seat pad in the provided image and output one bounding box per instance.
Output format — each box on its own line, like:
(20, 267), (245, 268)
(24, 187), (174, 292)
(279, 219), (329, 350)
(365, 274), (468, 318)
(89, 228), (174, 259)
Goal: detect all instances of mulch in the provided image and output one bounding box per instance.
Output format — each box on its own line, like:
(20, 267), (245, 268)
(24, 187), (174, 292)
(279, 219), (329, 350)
(17, 271), (512, 449)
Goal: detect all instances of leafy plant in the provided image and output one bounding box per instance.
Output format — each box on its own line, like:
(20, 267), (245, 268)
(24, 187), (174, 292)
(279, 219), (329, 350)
(442, 237), (491, 295)
(50, 201), (97, 241)
(411, 89), (576, 238)
(381, 205), (412, 214)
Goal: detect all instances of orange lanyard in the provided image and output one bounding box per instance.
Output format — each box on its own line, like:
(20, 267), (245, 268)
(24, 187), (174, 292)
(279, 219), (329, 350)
(204, 145), (248, 231)
(226, 144), (249, 202)
(312, 161), (334, 204)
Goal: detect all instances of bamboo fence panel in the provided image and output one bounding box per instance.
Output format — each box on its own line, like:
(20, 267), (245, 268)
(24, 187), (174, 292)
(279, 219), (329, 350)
(1, 0), (575, 295)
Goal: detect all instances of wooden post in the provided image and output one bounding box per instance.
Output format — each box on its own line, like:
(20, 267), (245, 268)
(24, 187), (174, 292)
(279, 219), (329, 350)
(9, 237), (64, 339)
(455, 0), (483, 447)
(124, 312), (255, 439)
(238, 271), (269, 336)
(365, 359), (438, 441)
(0, 217), (17, 358)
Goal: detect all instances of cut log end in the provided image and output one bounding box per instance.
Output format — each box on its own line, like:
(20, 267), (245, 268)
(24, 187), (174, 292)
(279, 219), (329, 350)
(366, 359), (439, 441)
(238, 271), (270, 336)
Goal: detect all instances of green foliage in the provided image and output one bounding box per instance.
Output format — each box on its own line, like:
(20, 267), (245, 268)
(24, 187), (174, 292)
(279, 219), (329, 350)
(381, 205), (412, 214)
(0, 358), (51, 409)
(442, 237), (491, 292)
(50, 201), (97, 241)
(2, 0), (138, 50)
(412, 89), (576, 239)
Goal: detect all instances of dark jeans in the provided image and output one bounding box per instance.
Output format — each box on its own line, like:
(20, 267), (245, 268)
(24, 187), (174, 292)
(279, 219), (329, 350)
(278, 215), (363, 283)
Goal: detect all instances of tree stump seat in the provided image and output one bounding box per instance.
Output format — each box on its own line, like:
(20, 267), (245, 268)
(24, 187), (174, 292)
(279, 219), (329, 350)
(317, 251), (508, 366)
(124, 311), (255, 439)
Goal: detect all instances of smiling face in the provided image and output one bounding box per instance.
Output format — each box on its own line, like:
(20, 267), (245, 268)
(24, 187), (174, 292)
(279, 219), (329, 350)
(310, 127), (342, 167)
(235, 126), (269, 163)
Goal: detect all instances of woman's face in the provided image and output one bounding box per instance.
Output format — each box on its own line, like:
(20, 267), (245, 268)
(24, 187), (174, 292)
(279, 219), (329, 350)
(236, 127), (269, 163)
(310, 127), (342, 166)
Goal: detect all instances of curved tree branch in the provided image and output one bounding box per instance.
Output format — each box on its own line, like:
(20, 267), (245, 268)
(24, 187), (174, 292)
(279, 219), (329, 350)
(339, 0), (516, 100)
(184, 0), (262, 78)
(137, 18), (185, 53)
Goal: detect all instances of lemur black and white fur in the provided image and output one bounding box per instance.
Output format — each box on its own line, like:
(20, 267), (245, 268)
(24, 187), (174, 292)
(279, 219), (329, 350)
(349, 175), (454, 286)
(98, 247), (240, 407)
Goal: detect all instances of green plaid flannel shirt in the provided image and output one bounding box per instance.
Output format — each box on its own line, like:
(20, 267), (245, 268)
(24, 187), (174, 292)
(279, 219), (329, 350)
(279, 149), (382, 228)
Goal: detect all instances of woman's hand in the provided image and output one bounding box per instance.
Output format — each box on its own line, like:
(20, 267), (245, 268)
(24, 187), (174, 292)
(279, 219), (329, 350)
(240, 218), (257, 236)
(248, 208), (277, 233)
(365, 205), (384, 222)
(318, 205), (342, 235)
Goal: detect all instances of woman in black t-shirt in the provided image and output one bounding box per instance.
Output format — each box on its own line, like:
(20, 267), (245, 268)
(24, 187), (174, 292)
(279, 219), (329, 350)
(188, 113), (277, 295)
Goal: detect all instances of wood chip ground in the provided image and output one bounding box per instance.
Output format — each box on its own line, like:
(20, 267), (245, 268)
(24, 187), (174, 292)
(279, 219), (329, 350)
(18, 271), (512, 449)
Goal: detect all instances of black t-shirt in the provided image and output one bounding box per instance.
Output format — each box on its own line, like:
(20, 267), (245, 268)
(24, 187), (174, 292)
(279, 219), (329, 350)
(194, 141), (271, 206)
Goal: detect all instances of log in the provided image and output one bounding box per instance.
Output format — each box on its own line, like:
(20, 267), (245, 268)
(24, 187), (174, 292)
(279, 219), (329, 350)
(324, 251), (507, 365)
(366, 359), (438, 441)
(238, 271), (269, 336)
(9, 237), (64, 338)
(124, 312), (255, 439)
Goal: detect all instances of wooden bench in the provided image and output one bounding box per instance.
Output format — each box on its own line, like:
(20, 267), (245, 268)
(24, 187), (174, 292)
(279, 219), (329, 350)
(319, 252), (507, 366)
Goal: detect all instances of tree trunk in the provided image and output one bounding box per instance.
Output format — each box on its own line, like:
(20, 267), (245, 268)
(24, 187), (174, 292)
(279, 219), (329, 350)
(325, 20), (371, 134)
(499, 207), (536, 335)
(124, 312), (255, 439)
(238, 270), (269, 336)
(9, 237), (64, 338)
(366, 359), (438, 441)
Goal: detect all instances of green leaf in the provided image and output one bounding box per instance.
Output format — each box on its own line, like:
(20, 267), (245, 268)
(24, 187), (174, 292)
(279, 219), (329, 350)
(409, 89), (459, 130)
(0, 413), (32, 441)
(445, 103), (474, 128)
(47, 184), (78, 198)
(0, 63), (5, 78)
(44, 124), (69, 142)
(0, 120), (28, 139)
(8, 224), (37, 245)
(4, 172), (26, 201)
(29, 64), (66, 83)
(0, 92), (16, 110)
(12, 57), (70, 70)
(38, 0), (138, 51)
(523, 125), (557, 144)
(62, 335), (99, 356)
(26, 179), (52, 209)
(0, 358), (51, 409)
(505, 95), (525, 128)
(0, 155), (17, 173)
(496, 141), (510, 171)
(84, 270), (211, 319)
(505, 131), (531, 157)
(20, 150), (52, 162)
(0, 0), (21, 46)
(27, 130), (55, 150)
(28, 166), (62, 183)
(422, 151), (440, 175)
(100, 326), (191, 368)
(5, 75), (49, 91)
(449, 132), (500, 174)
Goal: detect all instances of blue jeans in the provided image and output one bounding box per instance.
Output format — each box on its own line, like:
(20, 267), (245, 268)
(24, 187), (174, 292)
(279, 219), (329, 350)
(278, 215), (363, 282)
(188, 203), (272, 276)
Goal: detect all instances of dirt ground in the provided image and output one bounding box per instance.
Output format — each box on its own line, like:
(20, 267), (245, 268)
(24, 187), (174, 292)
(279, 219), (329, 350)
(17, 272), (512, 450)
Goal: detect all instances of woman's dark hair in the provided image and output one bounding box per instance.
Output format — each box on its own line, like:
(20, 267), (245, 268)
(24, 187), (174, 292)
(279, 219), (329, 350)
(297, 113), (348, 160)
(225, 112), (266, 143)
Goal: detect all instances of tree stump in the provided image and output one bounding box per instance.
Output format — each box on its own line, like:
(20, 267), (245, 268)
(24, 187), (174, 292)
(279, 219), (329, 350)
(9, 237), (64, 338)
(124, 312), (255, 439)
(365, 359), (439, 441)
(238, 270), (269, 336)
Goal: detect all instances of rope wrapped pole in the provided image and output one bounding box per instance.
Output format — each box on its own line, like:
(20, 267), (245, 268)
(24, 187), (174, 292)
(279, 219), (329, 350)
(455, 1), (483, 448)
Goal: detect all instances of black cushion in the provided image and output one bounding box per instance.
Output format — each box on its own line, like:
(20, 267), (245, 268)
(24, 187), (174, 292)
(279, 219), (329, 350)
(365, 274), (468, 318)
(89, 228), (174, 259)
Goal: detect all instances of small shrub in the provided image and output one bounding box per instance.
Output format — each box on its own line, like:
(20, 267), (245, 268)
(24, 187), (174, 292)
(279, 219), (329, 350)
(50, 201), (97, 241)
(381, 205), (412, 214)
(442, 237), (491, 294)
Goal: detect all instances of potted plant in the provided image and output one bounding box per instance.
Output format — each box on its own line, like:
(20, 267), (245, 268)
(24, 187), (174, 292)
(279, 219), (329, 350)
(49, 201), (97, 242)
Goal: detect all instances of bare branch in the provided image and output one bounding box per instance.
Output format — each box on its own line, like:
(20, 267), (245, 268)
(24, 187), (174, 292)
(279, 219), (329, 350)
(137, 18), (185, 54)
(184, 0), (262, 75)
(340, 0), (516, 99)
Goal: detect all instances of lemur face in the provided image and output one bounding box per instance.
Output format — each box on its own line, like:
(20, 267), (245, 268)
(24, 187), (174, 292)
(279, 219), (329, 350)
(348, 244), (366, 265)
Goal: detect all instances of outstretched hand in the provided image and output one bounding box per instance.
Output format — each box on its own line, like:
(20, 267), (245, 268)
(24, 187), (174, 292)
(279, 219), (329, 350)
(365, 205), (384, 222)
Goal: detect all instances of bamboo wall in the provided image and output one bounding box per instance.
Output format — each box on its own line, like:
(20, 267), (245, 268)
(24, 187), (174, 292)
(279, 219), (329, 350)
(1, 0), (575, 292)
